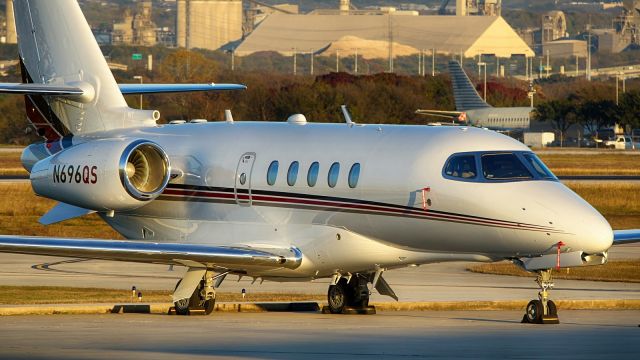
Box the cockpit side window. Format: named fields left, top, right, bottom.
left=481, top=153, right=533, bottom=180
left=444, top=155, right=477, bottom=179
left=522, top=153, right=556, bottom=179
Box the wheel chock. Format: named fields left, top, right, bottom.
left=322, top=305, right=376, bottom=315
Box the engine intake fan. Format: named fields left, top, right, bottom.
left=120, top=141, right=171, bottom=200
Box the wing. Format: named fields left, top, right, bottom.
left=415, top=109, right=462, bottom=119
left=613, top=230, right=640, bottom=244
left=118, top=83, right=246, bottom=95
left=0, top=235, right=302, bottom=270
left=0, top=83, right=83, bottom=95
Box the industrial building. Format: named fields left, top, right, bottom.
left=176, top=0, right=243, bottom=51
left=112, top=1, right=157, bottom=46
left=235, top=12, right=533, bottom=59
left=596, top=0, right=640, bottom=53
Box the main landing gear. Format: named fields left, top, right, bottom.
left=325, top=273, right=378, bottom=315
left=172, top=269, right=219, bottom=316
left=522, top=269, right=559, bottom=324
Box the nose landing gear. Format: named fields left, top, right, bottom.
left=522, top=269, right=559, bottom=324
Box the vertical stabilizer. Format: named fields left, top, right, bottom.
left=13, top=0, right=156, bottom=138
left=448, top=60, right=491, bottom=112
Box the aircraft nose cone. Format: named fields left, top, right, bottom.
left=534, top=182, right=613, bottom=254
left=575, top=209, right=613, bottom=253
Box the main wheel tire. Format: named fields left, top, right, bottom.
left=327, top=280, right=349, bottom=314
left=525, top=300, right=543, bottom=324
left=203, top=299, right=216, bottom=315
left=174, top=299, right=190, bottom=316
left=547, top=300, right=557, bottom=316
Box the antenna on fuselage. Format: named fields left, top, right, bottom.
left=341, top=105, right=355, bottom=126
left=224, top=109, right=234, bottom=123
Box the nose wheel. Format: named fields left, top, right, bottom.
left=522, top=269, right=559, bottom=324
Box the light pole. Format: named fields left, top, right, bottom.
left=310, top=49, right=314, bottom=75
left=354, top=48, right=358, bottom=74
left=432, top=48, right=435, bottom=77
left=133, top=75, right=143, bottom=109
left=616, top=72, right=619, bottom=106
left=478, top=62, right=487, bottom=102
left=292, top=48, right=297, bottom=75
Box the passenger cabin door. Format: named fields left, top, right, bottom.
left=235, top=153, right=256, bottom=206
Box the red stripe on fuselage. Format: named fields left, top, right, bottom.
left=160, top=187, right=562, bottom=233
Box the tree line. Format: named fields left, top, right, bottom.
left=0, top=49, right=637, bottom=145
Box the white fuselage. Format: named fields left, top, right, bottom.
left=77, top=121, right=612, bottom=280
left=465, top=107, right=532, bottom=129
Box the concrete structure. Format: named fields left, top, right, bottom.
left=456, top=0, right=467, bottom=16
left=542, top=11, right=567, bottom=43
left=236, top=14, right=533, bottom=59
left=244, top=3, right=299, bottom=35
left=596, top=0, right=640, bottom=53
left=339, top=0, right=350, bottom=13
left=112, top=1, right=157, bottom=46
left=4, top=0, right=15, bottom=44
left=543, top=39, right=587, bottom=59
left=176, top=0, right=243, bottom=50
left=454, top=0, right=501, bottom=16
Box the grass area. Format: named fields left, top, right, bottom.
left=565, top=182, right=640, bottom=229
left=0, top=286, right=323, bottom=305
left=0, top=151, right=27, bottom=176
left=0, top=183, right=121, bottom=239
left=537, top=153, right=640, bottom=176
left=468, top=261, right=640, bottom=283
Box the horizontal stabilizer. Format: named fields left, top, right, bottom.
left=39, top=202, right=96, bottom=225
left=0, top=83, right=84, bottom=96
left=613, top=230, right=640, bottom=244
left=415, top=109, right=463, bottom=119
left=118, top=83, right=247, bottom=95
left=0, top=236, right=302, bottom=270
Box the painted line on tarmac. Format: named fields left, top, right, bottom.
left=31, top=259, right=180, bottom=280
left=2, top=299, right=639, bottom=316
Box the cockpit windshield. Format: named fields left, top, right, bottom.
left=481, top=153, right=532, bottom=180
left=521, top=153, right=556, bottom=179
left=442, top=151, right=557, bottom=182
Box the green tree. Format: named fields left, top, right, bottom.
left=617, top=91, right=640, bottom=130
left=577, top=99, right=617, bottom=137
left=534, top=99, right=578, bottom=146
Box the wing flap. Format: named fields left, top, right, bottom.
left=118, top=83, right=246, bottom=94
left=613, top=230, right=640, bottom=244
left=0, top=236, right=302, bottom=270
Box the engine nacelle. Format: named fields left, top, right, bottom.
left=30, top=139, right=171, bottom=212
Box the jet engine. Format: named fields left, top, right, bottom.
left=30, top=139, right=171, bottom=212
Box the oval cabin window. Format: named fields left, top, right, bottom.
left=348, top=163, right=360, bottom=188
left=267, top=161, right=279, bottom=186
left=307, top=162, right=319, bottom=187
left=328, top=162, right=340, bottom=188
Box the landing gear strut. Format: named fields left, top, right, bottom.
left=326, top=274, right=375, bottom=315
left=522, top=269, right=559, bottom=324
left=173, top=270, right=216, bottom=315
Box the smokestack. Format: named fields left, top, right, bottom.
left=340, top=0, right=350, bottom=13
left=5, top=0, right=16, bottom=44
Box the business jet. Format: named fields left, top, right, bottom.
left=416, top=61, right=533, bottom=130
left=0, top=0, right=637, bottom=324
